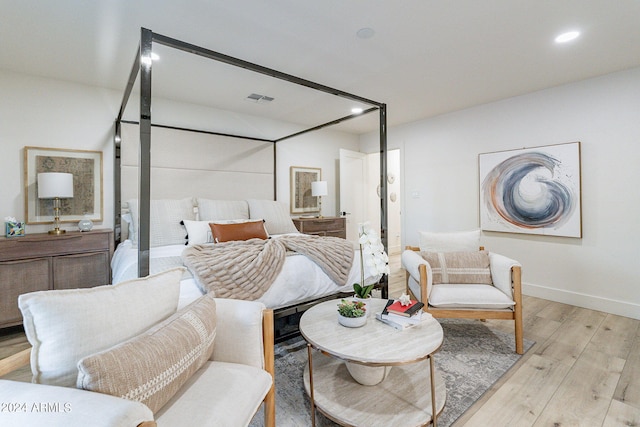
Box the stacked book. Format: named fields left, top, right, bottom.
left=375, top=299, right=427, bottom=330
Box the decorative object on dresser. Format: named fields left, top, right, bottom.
left=292, top=216, right=346, bottom=239
left=311, top=180, right=328, bottom=218
left=0, top=229, right=114, bottom=328
left=37, top=172, right=74, bottom=234
left=4, top=217, right=25, bottom=237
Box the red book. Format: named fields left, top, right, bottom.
left=386, top=299, right=424, bottom=317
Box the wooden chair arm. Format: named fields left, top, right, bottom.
left=0, top=347, right=31, bottom=377
left=405, top=245, right=420, bottom=251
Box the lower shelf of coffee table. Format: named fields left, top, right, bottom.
left=303, top=350, right=447, bottom=427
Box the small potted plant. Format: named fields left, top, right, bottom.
left=337, top=299, right=367, bottom=328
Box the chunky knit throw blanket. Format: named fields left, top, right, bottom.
left=182, top=234, right=354, bottom=301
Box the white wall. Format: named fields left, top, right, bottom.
left=365, top=150, right=402, bottom=254
left=0, top=69, right=359, bottom=235
left=277, top=132, right=360, bottom=217
left=0, top=70, right=118, bottom=234
left=361, top=67, right=640, bottom=319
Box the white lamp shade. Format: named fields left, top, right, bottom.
left=37, top=172, right=74, bottom=199
left=311, top=181, right=328, bottom=197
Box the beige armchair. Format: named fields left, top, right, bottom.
left=0, top=268, right=275, bottom=427
left=402, top=230, right=523, bottom=354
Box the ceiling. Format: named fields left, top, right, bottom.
left=2, top=1, right=640, bottom=135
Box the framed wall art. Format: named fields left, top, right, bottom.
left=24, top=146, right=103, bottom=224
left=479, top=141, right=582, bottom=238
left=290, top=166, right=321, bottom=214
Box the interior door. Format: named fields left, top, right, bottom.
left=339, top=149, right=367, bottom=243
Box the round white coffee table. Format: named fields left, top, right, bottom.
left=299, top=298, right=446, bottom=427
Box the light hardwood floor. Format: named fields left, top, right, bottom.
left=1, top=254, right=639, bottom=426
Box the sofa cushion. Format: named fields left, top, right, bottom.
left=420, top=251, right=492, bottom=284
left=77, top=293, right=217, bottom=414
left=209, top=220, right=268, bottom=243
left=155, top=361, right=272, bottom=427
left=19, top=268, right=183, bottom=387
left=429, top=284, right=515, bottom=309
left=419, top=229, right=480, bottom=252
left=246, top=199, right=299, bottom=235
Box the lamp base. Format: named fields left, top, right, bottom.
left=48, top=228, right=66, bottom=235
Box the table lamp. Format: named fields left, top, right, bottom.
left=37, top=172, right=74, bottom=234
left=311, top=180, right=328, bottom=218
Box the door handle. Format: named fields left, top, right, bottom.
left=340, top=211, right=351, bottom=216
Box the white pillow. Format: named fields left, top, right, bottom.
left=247, top=199, right=299, bottom=235
left=419, top=229, right=481, bottom=252
left=197, top=199, right=249, bottom=221
left=19, top=268, right=184, bottom=387
left=128, top=198, right=195, bottom=247
left=183, top=220, right=213, bottom=245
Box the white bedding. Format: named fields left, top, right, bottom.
left=111, top=237, right=379, bottom=310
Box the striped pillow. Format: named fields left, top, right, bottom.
left=77, top=293, right=217, bottom=413
left=420, top=251, right=493, bottom=285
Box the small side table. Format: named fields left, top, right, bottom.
left=299, top=298, right=446, bottom=427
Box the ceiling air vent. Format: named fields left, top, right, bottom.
left=246, top=93, right=275, bottom=104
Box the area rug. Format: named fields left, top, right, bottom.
left=250, top=319, right=534, bottom=427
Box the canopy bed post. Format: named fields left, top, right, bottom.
left=138, top=27, right=153, bottom=277
left=379, top=103, right=389, bottom=299
left=114, top=121, right=122, bottom=242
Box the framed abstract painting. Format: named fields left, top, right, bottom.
left=479, top=142, right=582, bottom=238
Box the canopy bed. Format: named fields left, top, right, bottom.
left=113, top=28, right=389, bottom=340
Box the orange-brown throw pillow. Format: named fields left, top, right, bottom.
left=419, top=250, right=492, bottom=285
left=209, top=220, right=268, bottom=243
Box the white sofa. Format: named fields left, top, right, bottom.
left=0, top=269, right=275, bottom=427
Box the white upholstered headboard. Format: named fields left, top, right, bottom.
left=120, top=123, right=275, bottom=202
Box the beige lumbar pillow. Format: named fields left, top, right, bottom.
left=19, top=268, right=184, bottom=387
left=420, top=251, right=492, bottom=285
left=77, top=293, right=217, bottom=414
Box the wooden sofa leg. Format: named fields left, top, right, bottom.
left=512, top=266, right=524, bottom=355
left=262, top=309, right=276, bottom=427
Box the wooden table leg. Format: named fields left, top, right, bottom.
left=430, top=354, right=437, bottom=427
left=307, top=344, right=316, bottom=427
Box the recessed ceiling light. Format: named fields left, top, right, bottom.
left=356, top=28, right=375, bottom=39
left=555, top=31, right=580, bottom=43
left=351, top=107, right=364, bottom=114
left=140, top=53, right=160, bottom=66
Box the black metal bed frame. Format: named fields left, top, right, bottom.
left=114, top=28, right=388, bottom=336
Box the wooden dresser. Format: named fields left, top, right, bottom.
left=0, top=229, right=114, bottom=328
left=292, top=217, right=346, bottom=239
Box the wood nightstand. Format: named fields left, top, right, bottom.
left=292, top=217, right=346, bottom=239
left=0, top=229, right=114, bottom=328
